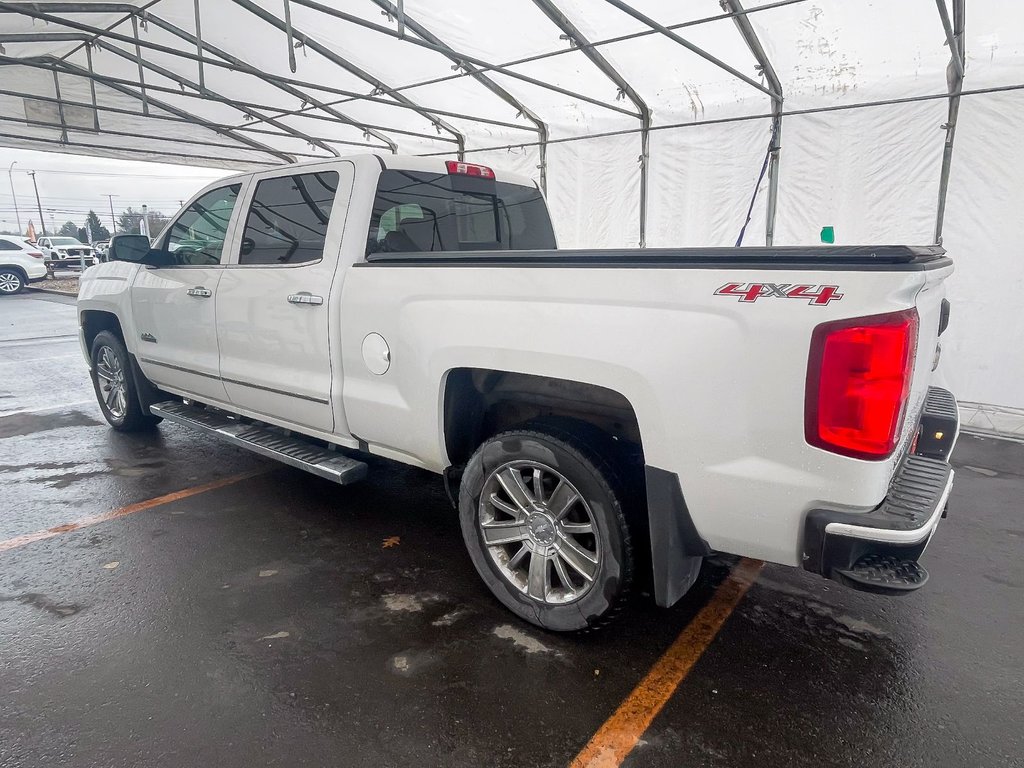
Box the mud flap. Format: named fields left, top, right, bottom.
left=644, top=466, right=710, bottom=607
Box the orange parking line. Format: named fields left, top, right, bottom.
left=0, top=470, right=266, bottom=554
left=571, top=557, right=764, bottom=768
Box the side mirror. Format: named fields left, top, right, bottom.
left=107, top=234, right=153, bottom=263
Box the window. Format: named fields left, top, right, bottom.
left=0, top=239, right=20, bottom=251
left=162, top=184, right=241, bottom=266
left=238, top=171, right=339, bottom=265
left=366, top=170, right=556, bottom=256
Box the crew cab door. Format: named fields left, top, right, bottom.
left=215, top=163, right=353, bottom=433
left=131, top=182, right=245, bottom=403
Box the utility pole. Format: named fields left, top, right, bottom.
left=28, top=171, right=46, bottom=236
left=105, top=194, right=119, bottom=232
left=6, top=161, right=21, bottom=233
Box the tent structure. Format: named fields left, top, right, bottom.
left=1, top=1, right=1022, bottom=435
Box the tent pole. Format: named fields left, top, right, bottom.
left=229, top=0, right=466, bottom=155
left=532, top=0, right=650, bottom=247
left=141, top=14, right=400, bottom=152
left=51, top=68, right=69, bottom=144
left=286, top=0, right=638, bottom=119
left=721, top=0, right=783, bottom=246
left=50, top=57, right=298, bottom=163
left=84, top=42, right=99, bottom=131
left=193, top=0, right=204, bottom=90
left=367, top=0, right=549, bottom=190
left=602, top=0, right=779, bottom=100
left=934, top=0, right=965, bottom=245
left=129, top=13, right=147, bottom=114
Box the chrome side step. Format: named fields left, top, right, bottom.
left=150, top=400, right=367, bottom=485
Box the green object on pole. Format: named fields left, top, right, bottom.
left=820, top=226, right=835, bottom=244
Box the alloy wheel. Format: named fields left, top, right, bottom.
left=478, top=460, right=601, bottom=605
left=95, top=346, right=128, bottom=419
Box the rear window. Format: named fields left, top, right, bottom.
left=239, top=171, right=339, bottom=266
left=366, top=169, right=555, bottom=257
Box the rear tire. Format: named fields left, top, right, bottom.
left=90, top=330, right=161, bottom=432
left=459, top=426, right=633, bottom=633
left=0, top=268, right=25, bottom=295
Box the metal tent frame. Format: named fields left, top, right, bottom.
left=0, top=0, right=986, bottom=245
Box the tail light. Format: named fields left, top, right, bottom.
left=445, top=160, right=494, bottom=179
left=805, top=309, right=919, bottom=460
left=28, top=251, right=44, bottom=259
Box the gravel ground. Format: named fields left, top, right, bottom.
left=32, top=276, right=80, bottom=295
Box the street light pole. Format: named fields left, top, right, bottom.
left=6, top=161, right=21, bottom=233
left=27, top=171, right=46, bottom=236
left=106, top=194, right=118, bottom=232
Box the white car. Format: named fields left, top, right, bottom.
left=0, top=235, right=48, bottom=294
left=36, top=236, right=97, bottom=270
left=78, top=155, right=959, bottom=632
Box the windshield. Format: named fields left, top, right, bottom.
left=366, top=169, right=555, bottom=256
left=50, top=237, right=84, bottom=246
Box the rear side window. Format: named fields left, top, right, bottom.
left=0, top=239, right=20, bottom=251
left=239, top=171, right=339, bottom=265
left=366, top=170, right=555, bottom=256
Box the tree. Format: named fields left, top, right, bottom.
left=117, top=207, right=141, bottom=234
left=148, top=211, right=172, bottom=239
left=57, top=221, right=79, bottom=237
left=84, top=210, right=110, bottom=242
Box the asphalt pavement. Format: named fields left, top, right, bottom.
left=1, top=293, right=1021, bottom=768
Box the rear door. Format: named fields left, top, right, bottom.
left=215, top=163, right=352, bottom=433
left=131, top=181, right=245, bottom=403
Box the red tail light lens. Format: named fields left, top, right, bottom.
left=28, top=251, right=44, bottom=259
left=445, top=160, right=495, bottom=179
left=806, top=309, right=919, bottom=460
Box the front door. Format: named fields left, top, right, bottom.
left=215, top=164, right=352, bottom=433
left=131, top=182, right=244, bottom=403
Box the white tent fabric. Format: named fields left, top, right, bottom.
left=1, top=0, right=1022, bottom=434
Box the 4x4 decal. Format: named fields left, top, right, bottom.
left=714, top=282, right=844, bottom=306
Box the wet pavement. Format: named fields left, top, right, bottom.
left=1, top=293, right=1022, bottom=768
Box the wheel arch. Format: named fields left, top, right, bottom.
left=441, top=367, right=708, bottom=608
left=80, top=309, right=125, bottom=352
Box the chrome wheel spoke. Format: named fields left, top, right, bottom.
left=481, top=520, right=529, bottom=546
left=96, top=363, right=115, bottom=383
left=507, top=543, right=529, bottom=571
left=561, top=521, right=594, bottom=535
left=532, top=467, right=545, bottom=503
left=557, top=537, right=598, bottom=583
left=551, top=552, right=576, bottom=594
left=547, top=480, right=579, bottom=521
left=497, top=467, right=534, bottom=513
left=488, top=492, right=521, bottom=519
left=527, top=552, right=550, bottom=601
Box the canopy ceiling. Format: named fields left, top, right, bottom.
left=0, top=0, right=1020, bottom=248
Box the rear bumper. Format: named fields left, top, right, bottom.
left=802, top=387, right=959, bottom=593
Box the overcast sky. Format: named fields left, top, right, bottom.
left=0, top=147, right=231, bottom=236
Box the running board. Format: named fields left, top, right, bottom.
left=150, top=400, right=367, bottom=485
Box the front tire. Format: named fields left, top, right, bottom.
left=0, top=268, right=25, bottom=295
left=90, top=331, right=161, bottom=432
left=459, top=426, right=633, bottom=632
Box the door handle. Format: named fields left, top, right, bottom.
left=287, top=292, right=324, bottom=306
left=186, top=286, right=212, bottom=298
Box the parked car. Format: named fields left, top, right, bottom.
left=36, top=236, right=97, bottom=271
left=78, top=155, right=959, bottom=632
left=94, top=240, right=110, bottom=260
left=0, top=235, right=48, bottom=294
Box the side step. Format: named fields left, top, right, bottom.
left=835, top=554, right=929, bottom=596
left=151, top=400, right=367, bottom=485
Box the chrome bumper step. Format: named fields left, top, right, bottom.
left=151, top=400, right=367, bottom=485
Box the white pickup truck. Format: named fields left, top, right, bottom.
left=78, top=155, right=959, bottom=632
